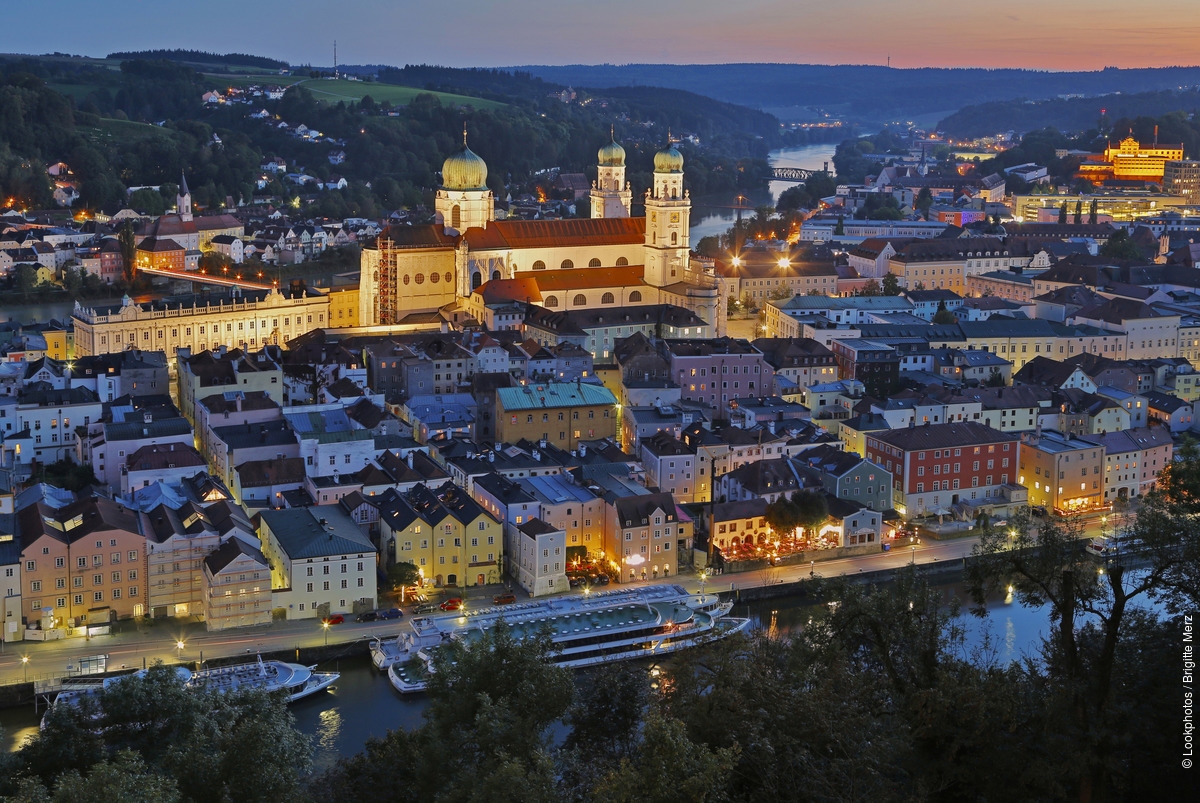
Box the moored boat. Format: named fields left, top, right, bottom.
left=381, top=584, right=749, bottom=694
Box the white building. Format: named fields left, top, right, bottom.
left=258, top=505, right=378, bottom=620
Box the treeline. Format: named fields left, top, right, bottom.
left=106, top=49, right=288, bottom=70
left=938, top=88, right=1200, bottom=139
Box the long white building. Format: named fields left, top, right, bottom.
left=72, top=288, right=330, bottom=358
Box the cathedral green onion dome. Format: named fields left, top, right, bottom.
left=653, top=142, right=684, bottom=173
left=598, top=136, right=626, bottom=167
left=441, top=133, right=489, bottom=191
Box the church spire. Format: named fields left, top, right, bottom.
left=180, top=171, right=190, bottom=196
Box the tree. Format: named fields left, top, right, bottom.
left=1088, top=198, right=1098, bottom=224
left=881, top=273, right=900, bottom=296
left=1099, top=228, right=1144, bottom=261
left=986, top=368, right=1006, bottom=387
left=386, top=561, right=420, bottom=590
left=1058, top=202, right=1068, bottom=224
left=14, top=263, right=38, bottom=296
left=834, top=215, right=845, bottom=236
left=9, top=664, right=311, bottom=803
left=117, top=220, right=137, bottom=283
left=859, top=278, right=881, bottom=296
left=915, top=186, right=933, bottom=219
left=931, top=300, right=958, bottom=325
left=1073, top=199, right=1082, bottom=224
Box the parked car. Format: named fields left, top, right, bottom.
left=1031, top=505, right=1048, bottom=517
left=493, top=593, right=516, bottom=605
left=414, top=603, right=439, bottom=615
left=355, top=611, right=378, bottom=622
left=439, top=597, right=463, bottom=612
left=322, top=614, right=345, bottom=625
left=378, top=608, right=403, bottom=620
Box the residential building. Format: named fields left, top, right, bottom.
left=258, top=505, right=378, bottom=620
left=202, top=538, right=272, bottom=630
left=377, top=483, right=503, bottom=588
left=1018, top=429, right=1106, bottom=515
left=865, top=422, right=1019, bottom=517
left=1093, top=426, right=1173, bottom=503
left=512, top=518, right=568, bottom=597
left=640, top=431, right=698, bottom=503
left=663, top=337, right=774, bottom=408
left=16, top=496, right=148, bottom=625
left=494, top=382, right=618, bottom=450
left=604, top=492, right=691, bottom=582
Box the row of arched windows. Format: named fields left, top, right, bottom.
left=530, top=257, right=629, bottom=271
left=543, top=290, right=642, bottom=308
left=403, top=271, right=455, bottom=286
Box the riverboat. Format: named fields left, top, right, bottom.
left=186, top=654, right=339, bottom=702
left=376, top=584, right=750, bottom=694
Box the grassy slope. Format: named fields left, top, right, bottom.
left=295, top=78, right=505, bottom=110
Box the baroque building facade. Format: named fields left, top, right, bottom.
left=359, top=131, right=724, bottom=335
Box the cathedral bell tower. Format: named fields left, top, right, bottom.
left=591, top=128, right=631, bottom=219
left=434, top=127, right=494, bottom=236
left=642, top=139, right=690, bottom=287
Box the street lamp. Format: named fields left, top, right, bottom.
left=910, top=546, right=916, bottom=565
left=176, top=640, right=185, bottom=660
left=698, top=568, right=709, bottom=598
left=322, top=621, right=330, bottom=646
left=21, top=656, right=28, bottom=683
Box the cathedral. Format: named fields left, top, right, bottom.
left=358, top=131, right=724, bottom=335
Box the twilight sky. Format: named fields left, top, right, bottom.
left=7, top=0, right=1200, bottom=71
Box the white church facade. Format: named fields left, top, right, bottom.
left=358, top=131, right=724, bottom=335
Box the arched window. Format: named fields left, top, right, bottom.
left=471, top=272, right=482, bottom=289
left=601, top=292, right=615, bottom=304
left=532, top=260, right=546, bottom=271
left=561, top=259, right=574, bottom=269
left=573, top=294, right=587, bottom=306
left=491, top=270, right=501, bottom=280
left=545, top=295, right=559, bottom=308
left=671, top=232, right=678, bottom=245
left=629, top=290, right=642, bottom=302
left=445, top=271, right=453, bottom=284
left=616, top=257, right=629, bottom=266
left=588, top=258, right=602, bottom=268
left=451, top=205, right=461, bottom=229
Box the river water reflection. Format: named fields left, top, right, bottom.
left=0, top=580, right=1049, bottom=767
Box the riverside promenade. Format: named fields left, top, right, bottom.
left=0, top=514, right=1110, bottom=695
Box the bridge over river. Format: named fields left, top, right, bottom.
left=770, top=165, right=831, bottom=182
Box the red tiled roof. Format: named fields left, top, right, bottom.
left=476, top=276, right=543, bottom=305
left=530, top=265, right=645, bottom=291
left=464, top=217, right=645, bottom=249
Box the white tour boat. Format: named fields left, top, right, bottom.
left=186, top=654, right=339, bottom=702
left=377, top=584, right=750, bottom=694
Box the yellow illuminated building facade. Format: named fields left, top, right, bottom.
left=1077, top=136, right=1184, bottom=183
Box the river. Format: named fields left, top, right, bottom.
left=0, top=579, right=1054, bottom=768
left=689, top=142, right=839, bottom=242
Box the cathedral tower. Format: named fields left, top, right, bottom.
left=434, top=127, right=494, bottom=236
left=642, top=139, right=690, bottom=287
left=591, top=128, right=632, bottom=219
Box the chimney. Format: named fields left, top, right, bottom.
left=578, top=443, right=587, bottom=457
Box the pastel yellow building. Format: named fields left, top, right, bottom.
left=379, top=483, right=504, bottom=589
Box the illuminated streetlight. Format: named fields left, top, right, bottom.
left=21, top=656, right=29, bottom=683
left=322, top=621, right=330, bottom=646
left=176, top=640, right=185, bottom=660
left=910, top=546, right=916, bottom=565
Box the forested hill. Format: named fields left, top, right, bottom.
left=514, top=63, right=1200, bottom=124
left=371, top=65, right=780, bottom=140
left=106, top=49, right=288, bottom=70
left=938, top=88, right=1200, bottom=139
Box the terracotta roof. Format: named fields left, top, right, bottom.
left=464, top=217, right=645, bottom=249
left=529, top=264, right=645, bottom=292
left=871, top=421, right=1016, bottom=451
left=126, top=443, right=206, bottom=472
left=475, top=275, right=543, bottom=305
